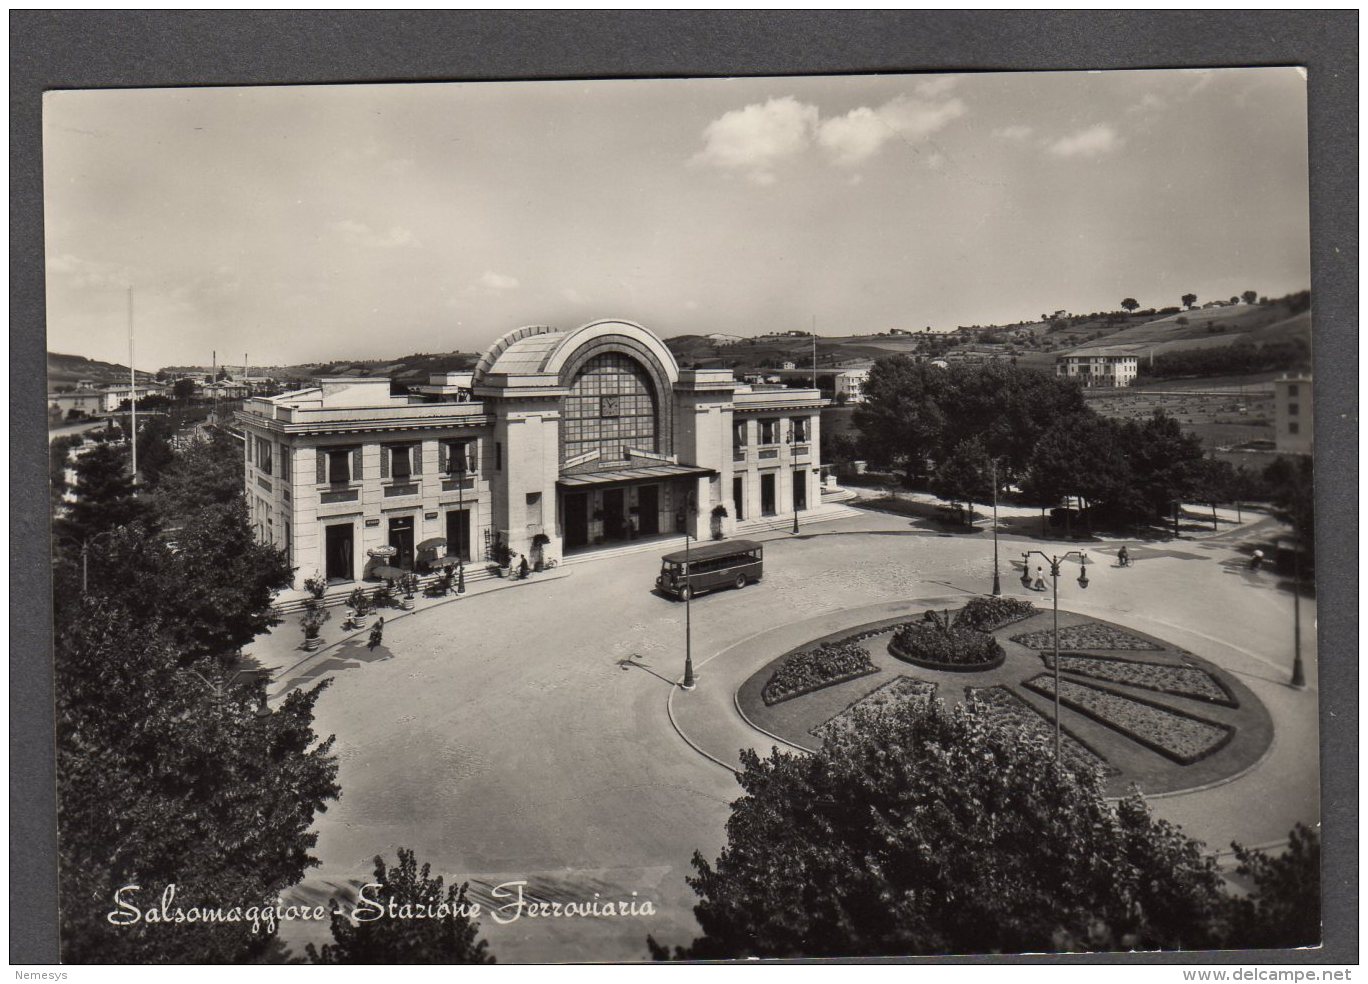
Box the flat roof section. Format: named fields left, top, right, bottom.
left=556, top=463, right=716, bottom=489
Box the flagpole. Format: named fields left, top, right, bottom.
left=128, top=286, right=137, bottom=486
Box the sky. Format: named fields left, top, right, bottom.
left=43, top=68, right=1311, bottom=370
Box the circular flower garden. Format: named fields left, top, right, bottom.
left=734, top=596, right=1272, bottom=796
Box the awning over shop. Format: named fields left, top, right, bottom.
left=556, top=463, right=716, bottom=490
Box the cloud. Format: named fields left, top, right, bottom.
left=478, top=270, right=519, bottom=291
left=690, top=96, right=819, bottom=185
left=816, top=95, right=966, bottom=167
left=1127, top=93, right=1166, bottom=114
left=1046, top=124, right=1122, bottom=158
left=329, top=219, right=420, bottom=249
left=992, top=124, right=1034, bottom=140
left=914, top=76, right=958, bottom=98
left=46, top=252, right=131, bottom=291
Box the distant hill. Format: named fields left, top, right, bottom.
left=269, top=350, right=481, bottom=387
left=48, top=352, right=155, bottom=389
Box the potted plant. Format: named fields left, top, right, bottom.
left=531, top=532, right=551, bottom=572
left=303, top=572, right=327, bottom=600
left=347, top=586, right=370, bottom=628
left=711, top=503, right=729, bottom=540
left=301, top=600, right=330, bottom=651
left=493, top=540, right=513, bottom=574
left=397, top=572, right=419, bottom=610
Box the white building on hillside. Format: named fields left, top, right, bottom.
left=1273, top=374, right=1312, bottom=453
left=1055, top=348, right=1139, bottom=388
left=835, top=368, right=870, bottom=403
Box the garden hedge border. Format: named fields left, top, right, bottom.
left=1038, top=651, right=1239, bottom=708
left=888, top=628, right=1006, bottom=673
left=965, top=684, right=1117, bottom=777
left=1021, top=673, right=1235, bottom=766
left=808, top=674, right=939, bottom=737
left=762, top=665, right=880, bottom=707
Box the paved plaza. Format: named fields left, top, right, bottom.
left=266, top=506, right=1319, bottom=962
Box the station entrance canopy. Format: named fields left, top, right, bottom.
left=555, top=463, right=715, bottom=491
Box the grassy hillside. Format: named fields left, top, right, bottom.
left=48, top=352, right=156, bottom=388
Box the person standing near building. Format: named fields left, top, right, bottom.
left=518, top=553, right=530, bottom=580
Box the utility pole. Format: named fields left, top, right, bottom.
left=128, top=286, right=137, bottom=485
left=811, top=315, right=817, bottom=389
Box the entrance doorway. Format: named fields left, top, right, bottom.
left=603, top=488, right=626, bottom=540
left=446, top=509, right=471, bottom=563
left=732, top=475, right=744, bottom=521
left=388, top=515, right=415, bottom=570
left=324, top=523, right=354, bottom=583
left=761, top=473, right=777, bottom=516
left=637, top=484, right=660, bottom=535
left=564, top=492, right=589, bottom=549
left=793, top=467, right=807, bottom=511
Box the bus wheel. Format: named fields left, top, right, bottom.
left=734, top=573, right=747, bottom=590
left=679, top=585, right=692, bottom=601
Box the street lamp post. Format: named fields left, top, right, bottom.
left=682, top=494, right=696, bottom=690
left=991, top=459, right=1001, bottom=597
left=1020, top=548, right=1092, bottom=760
left=1290, top=542, right=1306, bottom=689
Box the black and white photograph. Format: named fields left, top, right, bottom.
left=33, top=44, right=1337, bottom=967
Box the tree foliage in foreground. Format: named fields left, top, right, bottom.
left=656, top=700, right=1229, bottom=958
left=54, top=426, right=340, bottom=962
left=308, top=849, right=493, bottom=964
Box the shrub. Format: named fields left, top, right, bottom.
left=303, top=572, right=328, bottom=600
left=347, top=586, right=370, bottom=615
left=763, top=643, right=877, bottom=705
left=956, top=596, right=1036, bottom=632
left=891, top=621, right=1003, bottom=668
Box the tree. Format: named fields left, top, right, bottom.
left=930, top=437, right=993, bottom=526
left=135, top=414, right=177, bottom=487
left=1120, top=297, right=1139, bottom=313
left=1182, top=293, right=1198, bottom=309
left=172, top=377, right=197, bottom=402
left=851, top=356, right=950, bottom=476
left=1225, top=824, right=1321, bottom=949
left=152, top=429, right=246, bottom=522
left=1021, top=414, right=1135, bottom=526
left=657, top=700, right=1227, bottom=958
left=1241, top=290, right=1258, bottom=305
left=56, top=597, right=339, bottom=962
left=1263, top=455, right=1314, bottom=557
left=52, top=441, right=147, bottom=550
left=308, top=849, right=494, bottom=964
left=1122, top=412, right=1206, bottom=519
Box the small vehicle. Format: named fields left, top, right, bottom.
left=657, top=539, right=763, bottom=600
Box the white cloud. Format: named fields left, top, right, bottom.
left=993, top=124, right=1034, bottom=140
left=690, top=96, right=819, bottom=185
left=914, top=76, right=958, bottom=98
left=817, top=95, right=966, bottom=167
left=478, top=270, right=519, bottom=291
left=1047, top=124, right=1122, bottom=159
left=329, top=219, right=420, bottom=249
left=1128, top=93, right=1166, bottom=114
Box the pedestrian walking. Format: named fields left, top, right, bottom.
left=1118, top=545, right=1130, bottom=568
left=368, top=616, right=385, bottom=651
left=1032, top=565, right=1048, bottom=591
left=518, top=553, right=531, bottom=579
left=1249, top=548, right=1265, bottom=571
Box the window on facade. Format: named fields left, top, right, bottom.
left=495, top=442, right=502, bottom=470
left=391, top=445, right=412, bottom=479
left=1288, top=384, right=1299, bottom=397
left=327, top=449, right=351, bottom=484
left=562, top=352, right=658, bottom=469
left=279, top=445, right=290, bottom=480
left=444, top=440, right=475, bottom=474
left=791, top=417, right=809, bottom=443
left=1288, top=422, right=1300, bottom=435
left=733, top=420, right=747, bottom=448
left=254, top=437, right=273, bottom=475
left=1288, top=403, right=1299, bottom=416
left=760, top=420, right=779, bottom=445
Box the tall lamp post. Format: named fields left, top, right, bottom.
left=1289, top=540, right=1306, bottom=689
left=990, top=459, right=1001, bottom=596
left=681, top=493, right=697, bottom=690
left=1020, top=548, right=1092, bottom=760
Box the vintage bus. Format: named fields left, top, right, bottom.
left=656, top=539, right=763, bottom=600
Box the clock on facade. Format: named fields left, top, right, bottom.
left=600, top=395, right=620, bottom=417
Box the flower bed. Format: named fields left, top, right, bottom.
left=955, top=596, right=1037, bottom=633
left=762, top=642, right=879, bottom=706
left=810, top=676, right=938, bottom=738
left=1011, top=621, right=1163, bottom=651
left=1022, top=674, right=1233, bottom=765
left=889, top=621, right=1005, bottom=671
left=966, top=685, right=1114, bottom=777
left=1040, top=653, right=1236, bottom=707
